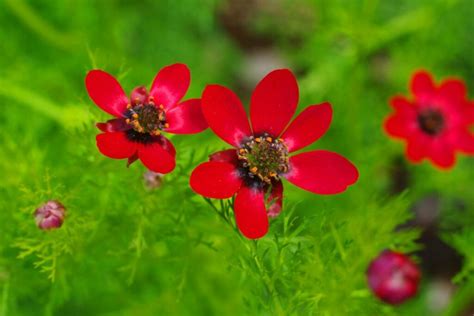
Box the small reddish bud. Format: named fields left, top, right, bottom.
left=130, top=86, right=149, bottom=105
left=143, top=170, right=164, bottom=190
left=34, top=200, right=66, bottom=230
left=367, top=250, right=421, bottom=305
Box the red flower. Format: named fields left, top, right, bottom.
left=367, top=250, right=421, bottom=305
left=384, top=70, right=474, bottom=169
left=85, top=63, right=207, bottom=173
left=190, top=69, right=359, bottom=239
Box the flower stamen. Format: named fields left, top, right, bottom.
left=238, top=133, right=289, bottom=184
left=417, top=109, right=444, bottom=135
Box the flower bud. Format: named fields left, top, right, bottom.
left=143, top=170, right=164, bottom=190
left=34, top=200, right=66, bottom=230
left=367, top=250, right=420, bottom=305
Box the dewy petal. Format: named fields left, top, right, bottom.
left=384, top=97, right=418, bottom=138
left=138, top=142, right=176, bottom=174
left=234, top=185, right=269, bottom=239
left=209, top=149, right=239, bottom=165
left=165, top=98, right=208, bottom=134
left=150, top=63, right=190, bottom=111
left=96, top=119, right=130, bottom=133
left=96, top=132, right=137, bottom=159
left=285, top=150, right=358, bottom=194
left=202, top=85, right=252, bottom=147
left=250, top=69, right=299, bottom=136
left=267, top=181, right=283, bottom=218
left=190, top=162, right=242, bottom=199
left=85, top=70, right=129, bottom=117
left=281, top=102, right=332, bottom=152
left=410, top=70, right=435, bottom=101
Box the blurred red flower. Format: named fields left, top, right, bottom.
left=85, top=63, right=207, bottom=173
left=367, top=250, right=421, bottom=305
left=384, top=70, right=474, bottom=169
left=190, top=69, right=358, bottom=239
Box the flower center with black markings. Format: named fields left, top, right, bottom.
left=238, top=134, right=289, bottom=185
left=417, top=109, right=444, bottom=136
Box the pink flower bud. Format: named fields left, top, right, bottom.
left=143, top=170, right=164, bottom=190
left=34, top=200, right=66, bottom=230
left=367, top=250, right=421, bottom=305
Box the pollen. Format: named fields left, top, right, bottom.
left=237, top=134, right=289, bottom=184
left=125, top=103, right=168, bottom=135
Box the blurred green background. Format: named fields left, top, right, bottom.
left=0, top=0, right=473, bottom=315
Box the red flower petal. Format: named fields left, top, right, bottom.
left=267, top=181, right=283, bottom=218
left=202, top=85, right=252, bottom=146
left=285, top=150, right=358, bottom=194
left=190, top=162, right=242, bottom=199
left=429, top=141, right=456, bottom=169
left=405, top=135, right=429, bottom=163
left=96, top=132, right=137, bottom=159
left=384, top=97, right=418, bottom=138
left=209, top=149, right=239, bottom=164
left=250, top=69, right=299, bottom=136
left=130, top=86, right=149, bottom=105
left=85, top=70, right=129, bottom=117
left=138, top=142, right=176, bottom=174
left=96, top=119, right=130, bottom=133
left=158, top=136, right=176, bottom=157
left=281, top=102, right=332, bottom=152
left=438, top=79, right=467, bottom=104
left=165, top=98, right=208, bottom=134
left=234, top=185, right=269, bottom=239
left=410, top=71, right=435, bottom=102
left=127, top=153, right=139, bottom=167
left=150, top=63, right=190, bottom=111
left=457, top=132, right=474, bottom=154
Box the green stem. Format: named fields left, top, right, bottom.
left=330, top=223, right=347, bottom=263
left=249, top=241, right=285, bottom=316
left=1, top=278, right=10, bottom=316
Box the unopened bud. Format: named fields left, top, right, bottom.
left=34, top=200, right=66, bottom=230
left=367, top=250, right=420, bottom=305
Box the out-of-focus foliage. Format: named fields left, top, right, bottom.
left=0, top=0, right=472, bottom=315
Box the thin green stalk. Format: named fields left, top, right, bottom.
left=1, top=278, right=10, bottom=316
left=330, top=223, right=347, bottom=263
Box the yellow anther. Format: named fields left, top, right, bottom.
left=125, top=119, right=130, bottom=124
left=159, top=104, right=164, bottom=109
left=266, top=137, right=272, bottom=142
left=149, top=96, right=155, bottom=101
left=164, top=123, right=169, bottom=128
left=269, top=172, right=277, bottom=178
left=134, top=97, right=140, bottom=102
left=250, top=167, right=258, bottom=173
left=255, top=137, right=261, bottom=143
left=132, top=113, right=139, bottom=119
left=126, top=104, right=132, bottom=109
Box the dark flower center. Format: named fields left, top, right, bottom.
left=238, top=134, right=289, bottom=185
left=417, top=109, right=444, bottom=136
left=125, top=104, right=168, bottom=135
